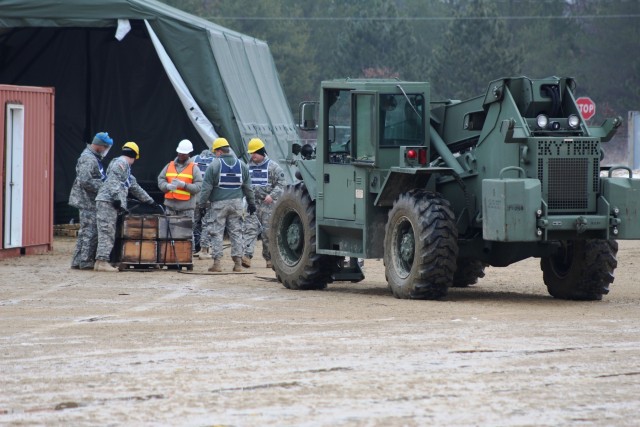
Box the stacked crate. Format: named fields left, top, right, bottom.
left=157, top=215, right=193, bottom=269
left=119, top=215, right=159, bottom=268
left=117, top=214, right=193, bottom=270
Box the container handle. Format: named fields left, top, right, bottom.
left=499, top=166, right=526, bottom=179
left=607, top=165, right=633, bottom=178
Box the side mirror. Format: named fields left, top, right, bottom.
left=298, top=101, right=319, bottom=131
left=300, top=143, right=315, bottom=160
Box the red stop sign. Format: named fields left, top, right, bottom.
left=576, top=97, right=596, bottom=120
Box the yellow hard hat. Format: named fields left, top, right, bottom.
left=212, top=137, right=230, bottom=151
left=122, top=141, right=140, bottom=159
left=247, top=138, right=265, bottom=154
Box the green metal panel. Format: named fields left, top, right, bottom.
left=601, top=177, right=640, bottom=239
left=482, top=178, right=541, bottom=241
left=320, top=164, right=356, bottom=220
left=525, top=137, right=601, bottom=213
left=375, top=167, right=449, bottom=207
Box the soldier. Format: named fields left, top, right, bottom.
left=241, top=138, right=286, bottom=269
left=69, top=132, right=113, bottom=270
left=157, top=139, right=203, bottom=251
left=94, top=142, right=157, bottom=272
left=192, top=146, right=215, bottom=258
left=198, top=137, right=255, bottom=272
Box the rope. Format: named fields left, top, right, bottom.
left=159, top=206, right=182, bottom=270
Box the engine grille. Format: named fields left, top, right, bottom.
left=536, top=140, right=599, bottom=212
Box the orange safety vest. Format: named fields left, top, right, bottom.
left=164, top=161, right=194, bottom=201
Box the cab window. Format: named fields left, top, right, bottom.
left=380, top=94, right=424, bottom=146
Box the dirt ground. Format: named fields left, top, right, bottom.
left=1, top=237, right=640, bottom=426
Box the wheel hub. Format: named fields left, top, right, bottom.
left=286, top=221, right=303, bottom=251
left=399, top=231, right=414, bottom=264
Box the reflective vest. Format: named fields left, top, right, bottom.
left=165, top=161, right=194, bottom=200
left=249, top=159, right=270, bottom=187
left=218, top=158, right=242, bottom=190
left=194, top=153, right=214, bottom=173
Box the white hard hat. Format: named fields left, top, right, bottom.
left=176, top=139, right=193, bottom=154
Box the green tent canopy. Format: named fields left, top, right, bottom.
left=0, top=0, right=298, bottom=221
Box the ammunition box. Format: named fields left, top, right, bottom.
left=121, top=215, right=158, bottom=240
left=157, top=240, right=193, bottom=264
left=120, top=239, right=158, bottom=263
left=158, top=215, right=193, bottom=240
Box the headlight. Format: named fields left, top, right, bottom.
left=567, top=114, right=580, bottom=129
left=536, top=114, right=549, bottom=129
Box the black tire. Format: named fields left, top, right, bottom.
left=541, top=239, right=618, bottom=300
left=452, top=258, right=487, bottom=287
left=383, top=190, right=458, bottom=300
left=268, top=184, right=339, bottom=290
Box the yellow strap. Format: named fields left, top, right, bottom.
left=166, top=172, right=194, bottom=179
left=172, top=188, right=191, bottom=196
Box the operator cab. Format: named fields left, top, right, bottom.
left=298, top=80, right=429, bottom=170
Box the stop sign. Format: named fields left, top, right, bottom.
left=576, top=97, right=596, bottom=120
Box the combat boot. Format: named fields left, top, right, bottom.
left=265, top=260, right=273, bottom=269
left=241, top=255, right=251, bottom=268
left=208, top=258, right=222, bottom=272
left=94, top=260, right=118, bottom=272
left=232, top=256, right=243, bottom=272
left=196, top=247, right=209, bottom=259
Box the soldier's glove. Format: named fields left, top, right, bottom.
left=112, top=200, right=121, bottom=209
left=247, top=204, right=257, bottom=215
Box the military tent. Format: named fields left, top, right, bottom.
left=0, top=0, right=298, bottom=222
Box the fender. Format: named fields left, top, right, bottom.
left=374, top=166, right=454, bottom=207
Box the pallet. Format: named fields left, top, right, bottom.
left=116, top=262, right=193, bottom=271
left=158, top=263, right=194, bottom=271
left=117, top=263, right=160, bottom=271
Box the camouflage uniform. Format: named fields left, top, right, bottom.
left=95, top=156, right=154, bottom=262
left=192, top=149, right=214, bottom=251
left=243, top=156, right=286, bottom=262
left=199, top=151, right=255, bottom=260
left=69, top=145, right=107, bottom=269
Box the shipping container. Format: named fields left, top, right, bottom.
left=0, top=85, right=54, bottom=260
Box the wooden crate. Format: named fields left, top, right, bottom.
left=158, top=215, right=193, bottom=240
left=157, top=240, right=193, bottom=264
left=121, top=215, right=158, bottom=240
left=54, top=224, right=80, bottom=237
left=120, top=239, right=158, bottom=263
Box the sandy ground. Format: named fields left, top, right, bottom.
left=1, top=237, right=640, bottom=426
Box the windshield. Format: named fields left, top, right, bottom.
left=380, top=93, right=424, bottom=146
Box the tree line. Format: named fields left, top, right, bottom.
left=162, top=0, right=639, bottom=144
